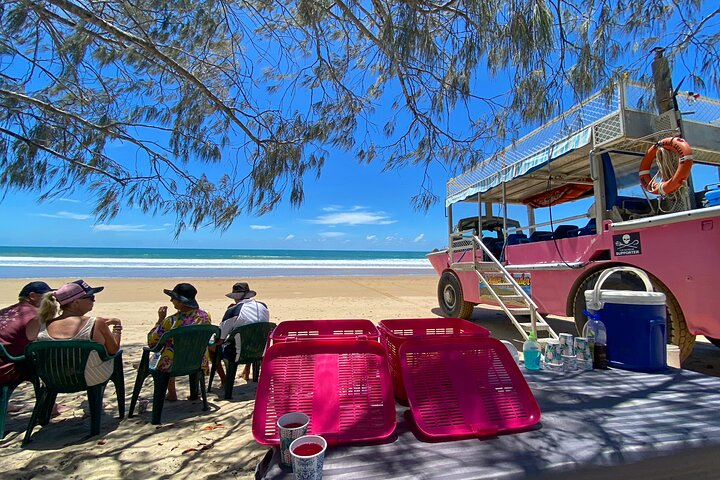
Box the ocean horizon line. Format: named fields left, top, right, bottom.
left=0, top=245, right=435, bottom=279
left=0, top=245, right=429, bottom=255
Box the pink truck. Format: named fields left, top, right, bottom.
left=428, top=81, right=720, bottom=361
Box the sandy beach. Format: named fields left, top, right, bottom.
left=0, top=276, right=442, bottom=479
left=2, top=275, right=719, bottom=479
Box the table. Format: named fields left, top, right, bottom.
left=256, top=367, right=720, bottom=479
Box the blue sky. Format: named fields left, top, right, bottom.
left=0, top=153, right=453, bottom=251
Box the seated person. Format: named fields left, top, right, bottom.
left=219, top=282, right=270, bottom=381
left=36, top=280, right=122, bottom=386
left=147, top=283, right=211, bottom=401
left=0, top=281, right=55, bottom=387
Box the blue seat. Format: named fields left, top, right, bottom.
left=480, top=237, right=503, bottom=259
left=505, top=233, right=528, bottom=245
left=567, top=219, right=597, bottom=237
left=529, top=231, right=553, bottom=242
left=552, top=225, right=579, bottom=240
left=601, top=152, right=652, bottom=216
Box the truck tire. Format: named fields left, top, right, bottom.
left=572, top=269, right=695, bottom=362
left=438, top=271, right=475, bottom=319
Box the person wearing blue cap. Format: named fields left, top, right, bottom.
left=0, top=281, right=55, bottom=385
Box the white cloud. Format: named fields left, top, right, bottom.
left=35, top=211, right=91, bottom=220
left=310, top=211, right=395, bottom=226
left=413, top=233, right=425, bottom=242
left=322, top=205, right=365, bottom=212
left=318, top=231, right=346, bottom=238
left=284, top=234, right=295, bottom=240
left=250, top=224, right=272, bottom=230
left=57, top=198, right=81, bottom=203
left=93, top=224, right=167, bottom=232
left=366, top=235, right=377, bottom=241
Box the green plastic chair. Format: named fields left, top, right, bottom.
left=22, top=341, right=125, bottom=446
left=128, top=324, right=220, bottom=424
left=208, top=322, right=276, bottom=400
left=0, top=343, right=30, bottom=439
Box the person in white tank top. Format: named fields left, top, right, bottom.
left=36, top=280, right=123, bottom=386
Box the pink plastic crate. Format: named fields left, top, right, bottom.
left=400, top=336, right=541, bottom=440
left=252, top=338, right=396, bottom=446
left=378, top=318, right=491, bottom=401
left=269, top=319, right=379, bottom=346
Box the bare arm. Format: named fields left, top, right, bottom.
left=148, top=306, right=169, bottom=347
left=93, top=317, right=120, bottom=354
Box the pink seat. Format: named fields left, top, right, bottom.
left=400, top=336, right=541, bottom=440
left=252, top=338, right=395, bottom=446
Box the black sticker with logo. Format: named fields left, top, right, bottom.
left=613, top=232, right=642, bottom=256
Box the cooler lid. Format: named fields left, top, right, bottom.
left=585, top=289, right=666, bottom=306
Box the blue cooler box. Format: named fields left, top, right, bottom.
left=585, top=289, right=667, bottom=372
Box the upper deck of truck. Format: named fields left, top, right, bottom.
left=446, top=81, right=720, bottom=207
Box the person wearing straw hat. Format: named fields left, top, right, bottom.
left=219, top=282, right=269, bottom=381
left=147, top=283, right=211, bottom=401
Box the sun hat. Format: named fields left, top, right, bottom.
left=163, top=283, right=199, bottom=308
left=226, top=282, right=257, bottom=300
left=55, top=280, right=104, bottom=306
left=19, top=281, right=54, bottom=298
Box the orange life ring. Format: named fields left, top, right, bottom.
left=639, top=137, right=693, bottom=195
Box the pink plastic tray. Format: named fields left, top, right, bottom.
left=252, top=338, right=396, bottom=446
left=378, top=318, right=491, bottom=400
left=269, top=319, right=379, bottom=345
left=399, top=336, right=541, bottom=440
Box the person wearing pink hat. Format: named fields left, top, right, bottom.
left=36, top=280, right=123, bottom=386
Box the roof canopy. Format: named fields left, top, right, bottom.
left=446, top=82, right=720, bottom=207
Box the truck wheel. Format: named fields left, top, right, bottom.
left=438, top=271, right=474, bottom=319
left=572, top=269, right=695, bottom=362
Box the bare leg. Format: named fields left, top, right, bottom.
left=241, top=363, right=251, bottom=381
left=166, top=377, right=178, bottom=401
left=209, top=345, right=226, bottom=386
left=51, top=403, right=70, bottom=417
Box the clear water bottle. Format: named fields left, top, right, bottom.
left=582, top=311, right=608, bottom=369
left=148, top=350, right=161, bottom=370
left=523, top=331, right=541, bottom=371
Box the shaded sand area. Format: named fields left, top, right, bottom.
left=1, top=276, right=719, bottom=479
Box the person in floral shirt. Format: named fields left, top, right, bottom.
left=147, top=283, right=211, bottom=401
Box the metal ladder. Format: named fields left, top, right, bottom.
left=450, top=232, right=559, bottom=344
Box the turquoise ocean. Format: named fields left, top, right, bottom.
left=0, top=246, right=434, bottom=279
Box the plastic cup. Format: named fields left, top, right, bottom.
left=559, top=333, right=575, bottom=356
left=277, top=412, right=309, bottom=468
left=543, top=339, right=563, bottom=367
left=562, top=354, right=577, bottom=372
left=574, top=337, right=593, bottom=370
left=290, top=435, right=327, bottom=480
